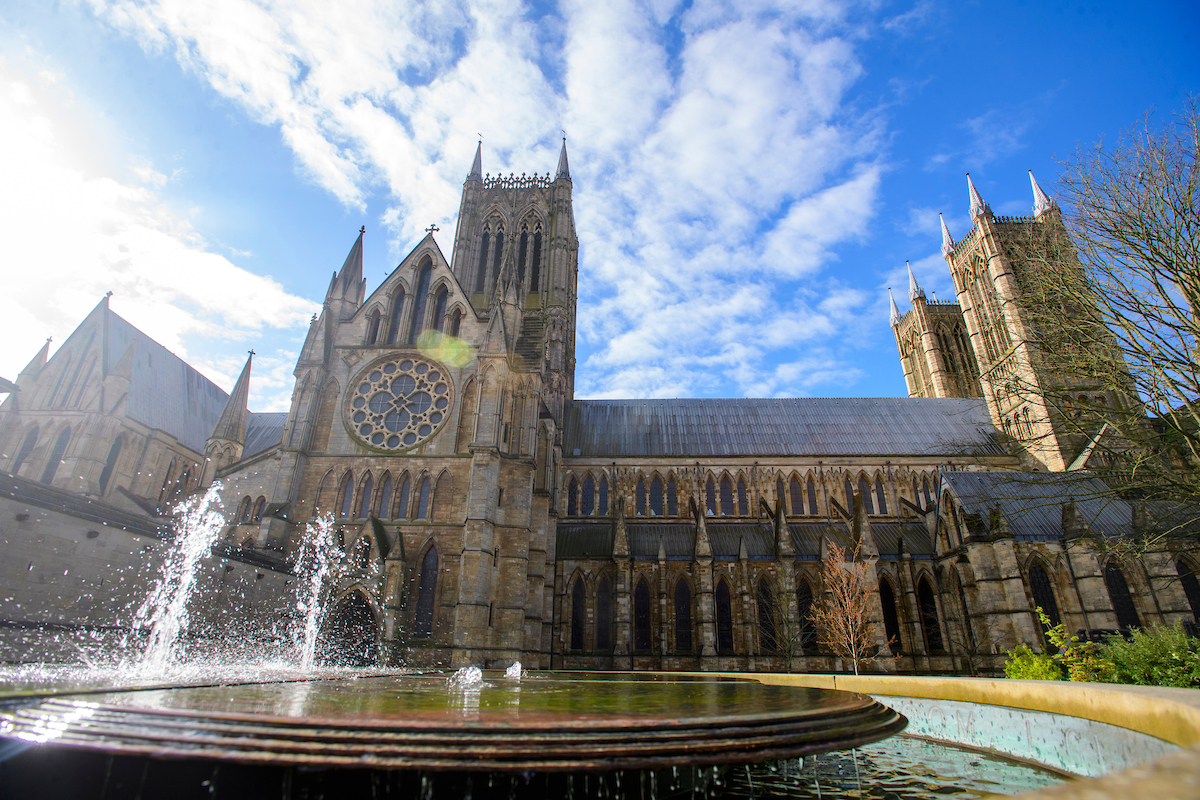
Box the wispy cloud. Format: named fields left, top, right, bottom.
left=85, top=0, right=891, bottom=398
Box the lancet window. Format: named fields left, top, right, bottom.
left=599, top=476, right=609, bottom=515
left=408, top=259, right=433, bottom=344
left=358, top=475, right=374, bottom=519
left=1105, top=563, right=1140, bottom=630
left=808, top=477, right=818, bottom=515
left=666, top=477, right=677, bottom=516
left=570, top=579, right=585, bottom=651
left=650, top=477, right=663, bottom=516
left=414, top=547, right=438, bottom=637
left=636, top=478, right=646, bottom=516
left=880, top=579, right=902, bottom=652
left=386, top=289, right=406, bottom=345
left=40, top=427, right=71, bottom=485
left=529, top=228, right=543, bottom=291
left=1176, top=561, right=1200, bottom=623
left=1028, top=562, right=1060, bottom=628
left=789, top=476, right=803, bottom=516
left=596, top=576, right=612, bottom=650
left=875, top=477, right=888, bottom=515
left=397, top=475, right=411, bottom=519
left=634, top=579, right=651, bottom=652
left=918, top=577, right=943, bottom=652
left=737, top=478, right=748, bottom=515
left=582, top=475, right=595, bottom=516
left=98, top=438, right=122, bottom=495
left=858, top=476, right=874, bottom=514
left=378, top=476, right=393, bottom=519
left=757, top=579, right=777, bottom=653
left=12, top=427, right=38, bottom=475
left=720, top=476, right=733, bottom=516
left=416, top=476, right=431, bottom=520
left=797, top=578, right=816, bottom=652
left=432, top=288, right=448, bottom=333
left=716, top=579, right=734, bottom=654
left=674, top=580, right=692, bottom=653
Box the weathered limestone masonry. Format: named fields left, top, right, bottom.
left=2, top=155, right=1197, bottom=674
left=0, top=474, right=294, bottom=663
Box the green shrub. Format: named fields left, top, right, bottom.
left=1037, top=608, right=1113, bottom=682
left=1101, top=623, right=1200, bottom=688
left=1003, top=645, right=1063, bottom=680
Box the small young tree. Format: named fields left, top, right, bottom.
left=810, top=540, right=879, bottom=675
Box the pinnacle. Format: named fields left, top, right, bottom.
left=939, top=213, right=954, bottom=258
left=907, top=261, right=925, bottom=302
left=889, top=288, right=902, bottom=328
left=966, top=173, right=990, bottom=219
left=555, top=138, right=570, bottom=181
left=1029, top=170, right=1055, bottom=215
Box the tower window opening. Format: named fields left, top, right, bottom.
left=517, top=228, right=529, bottom=285
left=491, top=226, right=505, bottom=285
left=530, top=230, right=543, bottom=291
left=475, top=231, right=490, bottom=293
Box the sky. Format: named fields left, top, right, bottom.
left=0, top=0, right=1196, bottom=412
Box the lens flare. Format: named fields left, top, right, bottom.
left=417, top=330, right=476, bottom=368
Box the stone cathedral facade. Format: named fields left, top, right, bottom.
left=3, top=152, right=1199, bottom=675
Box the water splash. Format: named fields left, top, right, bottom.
left=505, top=661, right=523, bottom=681
left=292, top=514, right=337, bottom=670
left=129, top=483, right=226, bottom=674
left=447, top=666, right=484, bottom=690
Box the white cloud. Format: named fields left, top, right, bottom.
left=83, top=0, right=890, bottom=398
left=0, top=55, right=317, bottom=406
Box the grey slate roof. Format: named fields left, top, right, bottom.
left=555, top=519, right=933, bottom=561
left=944, top=471, right=1124, bottom=540
left=244, top=412, right=287, bottom=458
left=563, top=398, right=1005, bottom=458
left=102, top=309, right=228, bottom=452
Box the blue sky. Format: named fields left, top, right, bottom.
left=1, top=0, right=1196, bottom=412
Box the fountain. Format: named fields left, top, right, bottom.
left=0, top=496, right=1082, bottom=800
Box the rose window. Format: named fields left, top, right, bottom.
left=345, top=356, right=453, bottom=450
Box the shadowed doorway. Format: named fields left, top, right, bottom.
left=317, top=592, right=379, bottom=666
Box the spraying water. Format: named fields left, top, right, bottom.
left=292, top=514, right=337, bottom=670
left=129, top=482, right=226, bottom=675
left=505, top=661, right=523, bottom=681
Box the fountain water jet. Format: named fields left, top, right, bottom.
left=291, top=514, right=337, bottom=670
left=126, top=483, right=225, bottom=675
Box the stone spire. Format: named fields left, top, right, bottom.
left=939, top=213, right=954, bottom=258
left=966, top=173, right=990, bottom=219
left=1029, top=170, right=1055, bottom=215
left=328, top=227, right=365, bottom=303
left=467, top=141, right=483, bottom=183
left=889, top=288, right=902, bottom=328
left=210, top=351, right=253, bottom=446
left=555, top=138, right=571, bottom=181
left=907, top=261, right=925, bottom=302
left=18, top=338, right=51, bottom=380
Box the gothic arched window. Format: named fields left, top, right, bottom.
left=674, top=580, right=692, bottom=653
left=880, top=578, right=902, bottom=653
left=517, top=227, right=529, bottom=284
left=918, top=577, right=944, bottom=652
left=797, top=578, right=816, bottom=652
left=858, top=476, right=874, bottom=515
left=706, top=478, right=716, bottom=515
left=922, top=478, right=933, bottom=508
left=72, top=358, right=96, bottom=408
left=397, top=474, right=411, bottom=519
left=567, top=477, right=578, bottom=516
left=408, top=259, right=433, bottom=343
left=414, top=547, right=438, bottom=637
left=808, top=476, right=819, bottom=515
left=844, top=477, right=854, bottom=513
left=386, top=288, right=406, bottom=345
left=1105, top=563, right=1140, bottom=630
left=98, top=437, right=122, bottom=495
left=737, top=478, right=748, bottom=516
left=570, top=578, right=586, bottom=651
left=650, top=477, right=663, bottom=516
left=634, top=578, right=651, bottom=652
left=339, top=472, right=354, bottom=518
left=599, top=476, right=609, bottom=515
left=475, top=230, right=490, bottom=293
left=252, top=496, right=266, bottom=523
left=636, top=478, right=646, bottom=516
left=720, top=476, right=733, bottom=516
left=378, top=475, right=393, bottom=519
left=491, top=226, right=505, bottom=284
left=667, top=477, right=677, bottom=516
left=416, top=476, right=431, bottom=520
left=358, top=474, right=374, bottom=518
left=790, top=476, right=803, bottom=516
left=449, top=308, right=463, bottom=337
left=530, top=229, right=543, bottom=291
left=875, top=477, right=888, bottom=515
left=716, top=579, right=734, bottom=654
left=1028, top=562, right=1060, bottom=628
left=581, top=475, right=595, bottom=516
left=40, top=427, right=71, bottom=485
left=432, top=287, right=448, bottom=333
left=237, top=496, right=252, bottom=523
left=596, top=576, right=612, bottom=650
left=366, top=310, right=381, bottom=344
left=12, top=427, right=38, bottom=475
left=757, top=579, right=777, bottom=653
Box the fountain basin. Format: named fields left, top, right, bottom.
left=0, top=671, right=905, bottom=772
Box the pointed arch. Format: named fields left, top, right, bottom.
left=633, top=577, right=652, bottom=652
left=789, top=475, right=803, bottom=517
left=378, top=473, right=394, bottom=519
left=879, top=576, right=902, bottom=653
left=530, top=227, right=543, bottom=292
left=433, top=471, right=453, bottom=522
left=596, top=574, right=613, bottom=651
left=874, top=475, right=888, bottom=515
left=357, top=472, right=374, bottom=519
left=1027, top=559, right=1061, bottom=628
left=237, top=496, right=253, bottom=523
left=844, top=475, right=854, bottom=513
left=736, top=475, right=749, bottom=516
left=705, top=476, right=716, bottom=515
left=715, top=578, right=734, bottom=654
left=720, top=474, right=734, bottom=516
left=599, top=474, right=609, bottom=515
left=857, top=474, right=874, bottom=515
left=491, top=224, right=505, bottom=287
left=11, top=426, right=39, bottom=476
left=40, top=426, right=71, bottom=484
left=432, top=286, right=449, bottom=333
left=757, top=577, right=777, bottom=653
left=807, top=475, right=819, bottom=515
left=666, top=475, right=677, bottom=516
left=314, top=469, right=335, bottom=515
left=636, top=476, right=646, bottom=516
left=475, top=227, right=491, bottom=294
left=456, top=376, right=478, bottom=452
left=917, top=575, right=944, bottom=652
left=365, top=308, right=382, bottom=344
left=517, top=224, right=529, bottom=285
left=414, top=544, right=438, bottom=638
left=71, top=356, right=97, bottom=409
left=386, top=287, right=406, bottom=345
left=1176, top=559, right=1200, bottom=623
left=252, top=496, right=267, bottom=523
left=581, top=474, right=595, bottom=516
left=1104, top=562, right=1140, bottom=630
left=674, top=577, right=693, bottom=653
left=649, top=474, right=664, bottom=516
left=311, top=378, right=340, bottom=452
left=415, top=474, right=432, bottom=520
left=570, top=573, right=586, bottom=651
left=338, top=471, right=355, bottom=518
left=396, top=472, right=412, bottom=519
left=566, top=475, right=578, bottom=516
left=797, top=576, right=817, bottom=652
left=408, top=257, right=434, bottom=343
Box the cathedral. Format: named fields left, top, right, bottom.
left=3, top=144, right=1199, bottom=675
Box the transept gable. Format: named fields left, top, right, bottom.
left=355, top=233, right=475, bottom=325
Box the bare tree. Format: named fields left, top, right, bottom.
left=811, top=540, right=879, bottom=675
left=1001, top=98, right=1200, bottom=557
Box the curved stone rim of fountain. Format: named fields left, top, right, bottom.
left=0, top=671, right=907, bottom=772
